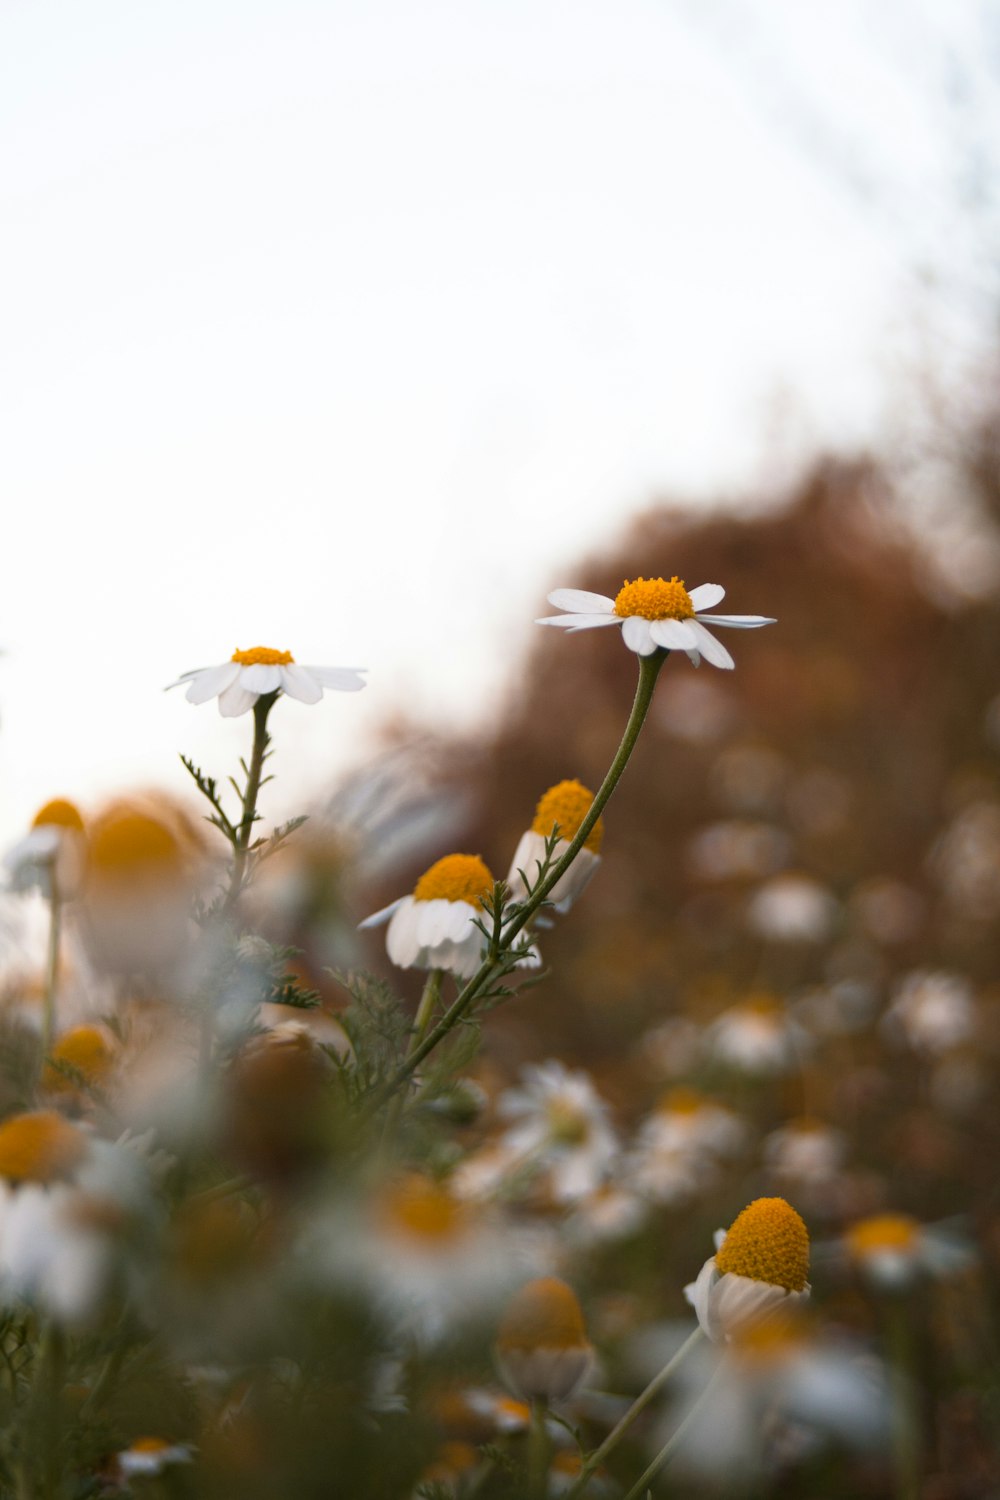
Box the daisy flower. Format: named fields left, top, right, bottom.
left=843, top=1213, right=973, bottom=1292
left=496, top=1277, right=594, bottom=1403
left=497, top=1061, right=618, bottom=1204
left=4, top=799, right=87, bottom=901
left=685, top=1197, right=811, bottom=1343
left=506, top=779, right=603, bottom=913
left=168, top=646, right=366, bottom=717
left=361, top=852, right=531, bottom=979
left=536, top=576, right=774, bottom=668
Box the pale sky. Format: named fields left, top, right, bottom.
left=1, top=0, right=992, bottom=847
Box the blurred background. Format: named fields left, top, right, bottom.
left=3, top=0, right=999, bottom=841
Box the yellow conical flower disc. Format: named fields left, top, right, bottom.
left=413, top=854, right=494, bottom=905
left=380, top=1174, right=468, bottom=1243
left=715, top=1197, right=809, bottom=1292
left=846, top=1213, right=920, bottom=1257
left=231, top=646, right=294, bottom=666
left=531, top=779, right=603, bottom=854
left=613, top=576, right=694, bottom=621
left=43, top=1026, right=115, bottom=1095
left=0, top=1110, right=87, bottom=1184
left=89, top=811, right=181, bottom=873
left=32, top=799, right=85, bottom=833
left=497, top=1277, right=588, bottom=1352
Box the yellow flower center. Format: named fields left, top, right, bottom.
left=128, top=1438, right=174, bottom=1456
left=413, top=853, right=494, bottom=906
left=497, top=1277, right=588, bottom=1351
left=380, top=1174, right=470, bottom=1244
left=0, top=1110, right=88, bottom=1184
left=658, top=1086, right=707, bottom=1115
left=714, top=1196, right=810, bottom=1292
left=545, top=1097, right=591, bottom=1146
left=845, top=1214, right=920, bottom=1259
left=613, top=576, right=694, bottom=621
left=531, top=779, right=603, bottom=854
left=88, top=811, right=181, bottom=873
left=31, top=799, right=85, bottom=833
left=43, top=1026, right=115, bottom=1095
left=231, top=647, right=295, bottom=666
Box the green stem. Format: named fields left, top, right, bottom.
left=40, top=1322, right=65, bottom=1500
left=563, top=1328, right=703, bottom=1498
left=620, top=1357, right=724, bottom=1500
left=528, top=1397, right=550, bottom=1499
left=224, top=693, right=276, bottom=913
left=886, top=1298, right=920, bottom=1500
left=381, top=969, right=443, bottom=1146
left=40, top=889, right=62, bottom=1067
left=372, top=653, right=665, bottom=1106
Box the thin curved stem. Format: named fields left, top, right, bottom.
left=621, top=1357, right=724, bottom=1500
left=563, top=1328, right=703, bottom=1498
left=371, top=652, right=665, bottom=1108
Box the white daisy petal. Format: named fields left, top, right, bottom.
left=279, top=664, right=324, bottom=704
left=239, top=663, right=283, bottom=694
left=649, top=618, right=699, bottom=650
left=387, top=901, right=423, bottom=967
left=694, top=614, right=776, bottom=629
left=217, top=683, right=259, bottom=717
left=688, top=583, right=726, bottom=610
left=305, top=666, right=368, bottom=691
left=621, top=616, right=657, bottom=654
left=358, top=898, right=405, bottom=930
left=687, top=620, right=735, bottom=670
left=546, top=589, right=615, bottom=614
left=183, top=662, right=241, bottom=704
left=566, top=615, right=622, bottom=632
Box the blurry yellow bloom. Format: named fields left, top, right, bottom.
left=496, top=1277, right=593, bottom=1402
left=686, top=1197, right=811, bottom=1342
left=506, top=779, right=603, bottom=912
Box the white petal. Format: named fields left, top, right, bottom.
left=239, top=663, right=282, bottom=693
left=183, top=662, right=241, bottom=704
left=358, top=897, right=405, bottom=930
left=688, top=583, right=726, bottom=610
left=536, top=614, right=619, bottom=631
left=278, top=664, right=324, bottom=704
left=621, top=616, right=657, bottom=654
left=412, top=899, right=454, bottom=948
left=164, top=668, right=207, bottom=690
left=686, top=650, right=701, bottom=667
left=546, top=589, right=615, bottom=614
left=304, top=666, right=368, bottom=691
left=687, top=620, right=735, bottom=670
left=694, top=614, right=776, bottom=629
left=217, top=683, right=258, bottom=717
left=386, top=901, right=422, bottom=967
left=649, top=618, right=698, bottom=650
left=685, top=1256, right=722, bottom=1341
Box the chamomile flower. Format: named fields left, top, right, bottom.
left=706, top=996, right=808, bottom=1077
left=168, top=646, right=366, bottom=717
left=883, top=969, right=977, bottom=1055
left=536, top=576, right=774, bottom=667
left=362, top=853, right=523, bottom=979
left=4, top=799, right=86, bottom=901
left=116, top=1438, right=194, bottom=1479
left=497, top=1062, right=618, bottom=1204
left=507, top=779, right=603, bottom=912
left=685, top=1197, right=811, bottom=1342
left=843, top=1213, right=973, bottom=1291
left=496, top=1277, right=594, bottom=1403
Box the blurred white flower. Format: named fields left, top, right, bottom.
left=764, top=1118, right=846, bottom=1185
left=565, top=1182, right=648, bottom=1244
left=537, top=577, right=774, bottom=667
left=746, top=874, right=837, bottom=943
left=496, top=1277, right=593, bottom=1403
left=883, top=970, right=976, bottom=1054
left=168, top=646, right=366, bottom=717
left=706, top=997, right=807, bottom=1077
left=687, top=820, right=791, bottom=883
left=497, top=1062, right=618, bottom=1204
left=117, top=1438, right=193, bottom=1478
left=506, top=780, right=602, bottom=913
left=843, top=1213, right=974, bottom=1292
left=4, top=799, right=86, bottom=902
left=685, top=1198, right=811, bottom=1343
left=641, top=1087, right=745, bottom=1158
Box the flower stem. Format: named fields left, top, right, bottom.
left=381, top=968, right=443, bottom=1147
left=563, top=1328, right=703, bottom=1498
left=40, top=888, right=62, bottom=1067
left=885, top=1297, right=920, bottom=1500
left=528, top=1397, right=550, bottom=1499
left=372, top=653, right=665, bottom=1106
left=620, top=1356, right=724, bottom=1500
left=224, top=692, right=276, bottom=913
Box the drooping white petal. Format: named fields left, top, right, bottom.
left=183, top=662, right=242, bottom=704
left=621, top=616, right=657, bottom=654
left=649, top=618, right=699, bottom=650
left=684, top=1256, right=722, bottom=1341
left=358, top=898, right=406, bottom=930
left=164, top=668, right=208, bottom=690
left=687, top=620, right=735, bottom=670
left=217, top=683, right=259, bottom=717
left=412, top=898, right=456, bottom=948
left=536, top=614, right=619, bottom=631
left=386, top=900, right=423, bottom=967
left=694, top=614, right=776, bottom=629
left=278, top=664, right=324, bottom=704
left=239, top=663, right=283, bottom=694
left=305, top=666, right=368, bottom=691
left=688, top=583, right=725, bottom=610
left=546, top=589, right=615, bottom=614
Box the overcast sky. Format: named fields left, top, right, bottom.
left=1, top=0, right=992, bottom=847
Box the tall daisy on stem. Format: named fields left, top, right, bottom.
left=370, top=574, right=773, bottom=1109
